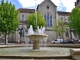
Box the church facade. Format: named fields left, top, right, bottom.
left=0, top=0, right=79, bottom=43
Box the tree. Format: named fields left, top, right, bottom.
left=27, top=11, right=46, bottom=31
left=69, top=7, right=80, bottom=38
left=0, top=0, right=20, bottom=44
left=52, top=20, right=67, bottom=39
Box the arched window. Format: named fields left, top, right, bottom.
left=19, top=28, right=24, bottom=37
left=65, top=31, right=69, bottom=37
left=44, top=15, right=46, bottom=21
left=50, top=16, right=52, bottom=26
left=61, top=17, right=63, bottom=20
left=47, top=15, right=49, bottom=27
left=44, top=14, right=52, bottom=27
left=22, top=15, right=24, bottom=21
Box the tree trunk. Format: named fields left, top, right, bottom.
left=4, top=34, right=7, bottom=44
left=62, top=34, right=64, bottom=43
left=79, top=36, right=80, bottom=40
left=56, top=32, right=58, bottom=39
left=70, top=28, right=72, bottom=39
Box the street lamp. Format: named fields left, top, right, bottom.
left=18, top=28, right=22, bottom=42
left=35, top=0, right=37, bottom=30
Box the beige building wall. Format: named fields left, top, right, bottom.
left=45, top=31, right=56, bottom=41
left=58, top=14, right=69, bottom=23
left=38, top=0, right=57, bottom=27
left=19, top=13, right=29, bottom=21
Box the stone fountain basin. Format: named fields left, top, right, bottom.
left=0, top=47, right=70, bottom=56
left=26, top=34, right=48, bottom=41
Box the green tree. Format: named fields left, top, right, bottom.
left=0, top=0, right=20, bottom=44
left=52, top=20, right=67, bottom=39
left=27, top=11, right=46, bottom=31
left=69, top=7, right=80, bottom=37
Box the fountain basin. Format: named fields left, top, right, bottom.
left=0, top=47, right=70, bottom=56
left=26, top=34, right=48, bottom=49
left=26, top=34, right=48, bottom=41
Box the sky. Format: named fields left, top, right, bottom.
left=0, top=0, right=76, bottom=12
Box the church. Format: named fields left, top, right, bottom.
left=0, top=0, right=79, bottom=43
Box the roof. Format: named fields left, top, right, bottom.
left=37, top=0, right=57, bottom=10
left=18, top=8, right=35, bottom=13
left=38, top=0, right=57, bottom=8
left=17, top=8, right=71, bottom=15
left=57, top=11, right=71, bottom=15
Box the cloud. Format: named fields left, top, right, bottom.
left=52, top=0, right=76, bottom=12
left=57, top=0, right=66, bottom=12
left=18, top=0, right=44, bottom=9
left=61, top=0, right=76, bottom=12
left=18, top=0, right=76, bottom=12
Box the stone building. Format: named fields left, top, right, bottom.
left=0, top=0, right=79, bottom=43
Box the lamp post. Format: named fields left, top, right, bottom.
left=35, top=0, right=37, bottom=30
left=18, top=28, right=22, bottom=42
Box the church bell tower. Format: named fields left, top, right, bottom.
left=75, top=0, right=80, bottom=7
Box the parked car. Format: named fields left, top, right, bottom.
left=78, top=40, right=80, bottom=44
left=64, top=39, right=75, bottom=44
left=51, top=39, right=63, bottom=44
left=74, top=40, right=80, bottom=44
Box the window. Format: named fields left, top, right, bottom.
left=44, top=15, right=46, bottom=21
left=65, top=31, right=69, bottom=37
left=22, top=15, right=24, bottom=21
left=47, top=6, right=49, bottom=9
left=50, top=16, right=52, bottom=26
left=47, top=15, right=49, bottom=27
left=61, top=17, right=63, bottom=20
left=44, top=15, right=52, bottom=27
left=55, top=40, right=57, bottom=41
left=20, top=28, right=24, bottom=37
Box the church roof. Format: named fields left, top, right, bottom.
left=18, top=8, right=71, bottom=15
left=57, top=11, right=71, bottom=15
left=39, top=0, right=57, bottom=7
left=18, top=8, right=35, bottom=13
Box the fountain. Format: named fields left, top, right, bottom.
left=26, top=25, right=48, bottom=50
left=0, top=25, right=70, bottom=57
left=25, top=0, right=48, bottom=50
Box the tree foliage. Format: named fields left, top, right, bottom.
left=27, top=11, right=46, bottom=31
left=0, top=0, right=20, bottom=44
left=52, top=20, right=67, bottom=38
left=69, top=7, right=80, bottom=36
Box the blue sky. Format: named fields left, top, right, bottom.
left=0, top=0, right=22, bottom=8
left=0, top=0, right=76, bottom=12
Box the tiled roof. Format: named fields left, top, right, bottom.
left=18, top=8, right=35, bottom=13
left=18, top=8, right=71, bottom=15
left=57, top=11, right=71, bottom=15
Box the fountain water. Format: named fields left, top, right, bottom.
left=28, top=25, right=34, bottom=34
left=26, top=25, right=48, bottom=50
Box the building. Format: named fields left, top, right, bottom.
left=0, top=0, right=79, bottom=43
